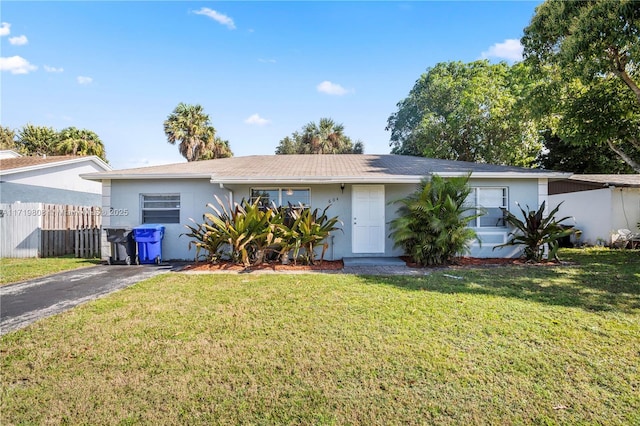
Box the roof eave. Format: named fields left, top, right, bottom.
left=438, top=171, right=573, bottom=179
left=1, top=156, right=112, bottom=176
left=210, top=176, right=426, bottom=185
left=81, top=172, right=213, bottom=181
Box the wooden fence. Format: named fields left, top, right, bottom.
left=41, top=204, right=102, bottom=230
left=40, top=228, right=101, bottom=258
left=0, top=203, right=102, bottom=258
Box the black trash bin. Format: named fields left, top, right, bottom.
left=558, top=225, right=575, bottom=248
left=104, top=227, right=136, bottom=265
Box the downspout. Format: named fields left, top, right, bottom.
left=219, top=183, right=234, bottom=205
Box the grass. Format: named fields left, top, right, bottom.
left=0, top=256, right=102, bottom=286
left=1, top=248, right=639, bottom=425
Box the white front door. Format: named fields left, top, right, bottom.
left=352, top=185, right=385, bottom=253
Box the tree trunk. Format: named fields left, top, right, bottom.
left=607, top=139, right=640, bottom=173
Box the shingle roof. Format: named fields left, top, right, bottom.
left=566, top=174, right=640, bottom=188
left=82, top=154, right=569, bottom=183
left=0, top=155, right=80, bottom=171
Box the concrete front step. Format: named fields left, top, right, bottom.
left=342, top=257, right=407, bottom=267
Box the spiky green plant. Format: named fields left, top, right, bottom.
left=389, top=174, right=480, bottom=266
left=494, top=201, right=573, bottom=262
left=287, top=206, right=342, bottom=265
left=183, top=196, right=281, bottom=266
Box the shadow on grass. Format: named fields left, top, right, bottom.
left=360, top=249, right=640, bottom=314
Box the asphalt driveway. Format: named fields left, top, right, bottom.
left=0, top=264, right=174, bottom=335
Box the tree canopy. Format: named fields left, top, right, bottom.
left=2, top=124, right=108, bottom=162
left=386, top=60, right=542, bottom=167
left=163, top=103, right=232, bottom=162
left=522, top=0, right=640, bottom=172
left=1, top=126, right=17, bottom=151
left=537, top=131, right=635, bottom=174
left=275, top=118, right=364, bottom=155
left=56, top=127, right=107, bottom=159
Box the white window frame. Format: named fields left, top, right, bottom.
left=140, top=193, right=181, bottom=224
left=468, top=187, right=508, bottom=228
left=250, top=188, right=310, bottom=208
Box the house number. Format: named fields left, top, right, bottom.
left=328, top=197, right=339, bottom=204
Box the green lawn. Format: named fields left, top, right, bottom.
left=0, top=256, right=102, bottom=286
left=1, top=248, right=639, bottom=425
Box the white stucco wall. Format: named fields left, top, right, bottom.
left=107, top=179, right=228, bottom=261
left=1, top=161, right=106, bottom=205
left=551, top=187, right=640, bottom=245
left=103, top=177, right=544, bottom=260
left=611, top=188, right=640, bottom=235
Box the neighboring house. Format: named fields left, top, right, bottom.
left=0, top=151, right=111, bottom=205
left=82, top=154, right=570, bottom=261
left=0, top=150, right=22, bottom=159
left=549, top=174, right=640, bottom=246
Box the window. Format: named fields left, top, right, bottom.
left=250, top=188, right=310, bottom=208
left=141, top=194, right=180, bottom=224
left=468, top=187, right=508, bottom=228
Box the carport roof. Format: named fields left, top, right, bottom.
left=81, top=154, right=570, bottom=183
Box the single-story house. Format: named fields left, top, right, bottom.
left=549, top=174, right=640, bottom=246
left=82, top=154, right=570, bottom=261
left=0, top=151, right=111, bottom=205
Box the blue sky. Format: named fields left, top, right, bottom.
left=1, top=1, right=541, bottom=169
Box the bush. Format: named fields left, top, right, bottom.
left=389, top=174, right=480, bottom=266
left=184, top=197, right=340, bottom=266
left=494, top=201, right=573, bottom=262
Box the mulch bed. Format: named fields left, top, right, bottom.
left=183, top=257, right=562, bottom=272
left=183, top=260, right=344, bottom=272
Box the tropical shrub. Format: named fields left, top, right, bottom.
left=494, top=201, right=572, bottom=262
left=389, top=174, right=480, bottom=266
left=288, top=206, right=342, bottom=265
left=184, top=196, right=281, bottom=266
left=184, top=197, right=341, bottom=266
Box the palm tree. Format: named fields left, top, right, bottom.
left=55, top=127, right=107, bottom=161
left=164, top=103, right=231, bottom=162
left=275, top=117, right=364, bottom=154
left=199, top=135, right=233, bottom=160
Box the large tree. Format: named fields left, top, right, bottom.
left=522, top=0, right=640, bottom=172
left=10, top=124, right=108, bottom=161
left=56, top=127, right=107, bottom=160
left=163, top=103, right=231, bottom=161
left=386, top=60, right=542, bottom=166
left=1, top=126, right=17, bottom=150
left=16, top=124, right=59, bottom=156
left=538, top=132, right=635, bottom=174
left=275, top=118, right=364, bottom=154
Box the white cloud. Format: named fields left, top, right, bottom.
left=77, top=76, right=93, bottom=85
left=481, top=39, right=523, bottom=62
left=44, top=65, right=64, bottom=73
left=244, top=113, right=270, bottom=126
left=258, top=58, right=276, bottom=63
left=316, top=80, right=350, bottom=96
left=9, top=35, right=28, bottom=46
left=0, top=22, right=10, bottom=37
left=0, top=56, right=37, bottom=74
left=193, top=7, right=236, bottom=30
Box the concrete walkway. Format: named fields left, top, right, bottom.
left=0, top=264, right=173, bottom=335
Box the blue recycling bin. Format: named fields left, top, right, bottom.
left=133, top=224, right=165, bottom=265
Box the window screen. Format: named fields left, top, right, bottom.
left=141, top=194, right=180, bottom=224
